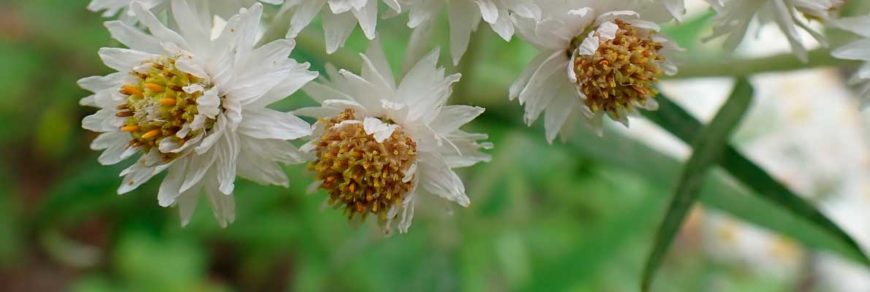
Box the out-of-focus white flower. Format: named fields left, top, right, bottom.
left=511, top=0, right=678, bottom=142
left=297, top=42, right=491, bottom=233
left=833, top=16, right=870, bottom=107
left=79, top=2, right=317, bottom=227
left=403, top=0, right=540, bottom=65
left=701, top=212, right=803, bottom=279
left=283, top=0, right=402, bottom=54
left=705, top=0, right=846, bottom=62
left=88, top=0, right=284, bottom=22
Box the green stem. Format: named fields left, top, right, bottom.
left=669, top=49, right=855, bottom=79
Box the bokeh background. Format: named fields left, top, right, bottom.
left=4, top=0, right=870, bottom=291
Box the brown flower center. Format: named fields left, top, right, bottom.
left=572, top=19, right=664, bottom=120
left=116, top=57, right=214, bottom=160
left=309, top=109, right=417, bottom=224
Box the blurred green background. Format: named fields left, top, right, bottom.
left=0, top=0, right=854, bottom=291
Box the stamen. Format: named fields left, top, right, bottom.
left=115, top=57, right=216, bottom=158
left=141, top=129, right=161, bottom=139
left=144, top=82, right=164, bottom=93
left=120, top=85, right=142, bottom=96
left=159, top=98, right=177, bottom=106
left=310, top=109, right=417, bottom=225
left=572, top=19, right=665, bottom=121
left=121, top=125, right=139, bottom=132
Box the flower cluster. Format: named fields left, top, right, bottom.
left=79, top=0, right=870, bottom=233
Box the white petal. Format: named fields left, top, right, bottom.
left=98, top=48, right=157, bottom=72
left=834, top=39, right=870, bottom=61
left=418, top=153, right=470, bottom=207
left=351, top=0, right=378, bottom=40
left=117, top=159, right=165, bottom=194
left=216, top=133, right=240, bottom=195
left=180, top=149, right=218, bottom=193
left=287, top=0, right=326, bottom=38
left=238, top=108, right=312, bottom=140
left=430, top=105, right=484, bottom=133
left=158, top=159, right=189, bottom=207
left=204, top=174, right=236, bottom=228
left=323, top=10, right=358, bottom=54
left=177, top=180, right=201, bottom=227
left=446, top=0, right=482, bottom=65
left=130, top=3, right=187, bottom=47
left=544, top=86, right=579, bottom=143
left=105, top=21, right=163, bottom=53
left=363, top=117, right=398, bottom=142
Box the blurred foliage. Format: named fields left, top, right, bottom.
left=0, top=0, right=864, bottom=291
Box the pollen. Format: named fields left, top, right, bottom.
left=159, top=98, right=177, bottom=106
left=309, top=109, right=417, bottom=225
left=572, top=19, right=665, bottom=121
left=116, top=57, right=214, bottom=158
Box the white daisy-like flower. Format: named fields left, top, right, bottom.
left=832, top=16, right=870, bottom=107
left=511, top=0, right=679, bottom=142
left=282, top=0, right=402, bottom=54
left=88, top=0, right=284, bottom=22
left=296, top=42, right=492, bottom=233
left=79, top=1, right=318, bottom=227
left=705, top=0, right=847, bottom=62
left=402, top=0, right=540, bottom=65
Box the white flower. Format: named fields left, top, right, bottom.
left=705, top=0, right=846, bottom=62
left=297, top=42, right=491, bottom=233
left=403, top=0, right=540, bottom=65
left=832, top=16, right=870, bottom=107
left=88, top=0, right=284, bottom=22
left=511, top=0, right=678, bottom=142
left=282, top=0, right=402, bottom=54
left=79, top=2, right=318, bottom=227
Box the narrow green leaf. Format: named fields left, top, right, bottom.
left=642, top=79, right=754, bottom=291
left=660, top=10, right=715, bottom=52
left=644, top=90, right=870, bottom=267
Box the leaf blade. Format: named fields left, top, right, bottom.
left=642, top=78, right=754, bottom=291
left=644, top=87, right=870, bottom=267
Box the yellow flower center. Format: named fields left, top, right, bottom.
left=572, top=19, right=664, bottom=120
left=116, top=57, right=214, bottom=160
left=309, top=109, right=417, bottom=224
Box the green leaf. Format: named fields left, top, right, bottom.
left=642, top=79, right=754, bottom=291
left=644, top=89, right=870, bottom=267
left=660, top=10, right=715, bottom=52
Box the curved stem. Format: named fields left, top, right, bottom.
left=668, top=49, right=855, bottom=79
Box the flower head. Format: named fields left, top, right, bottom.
left=706, top=0, right=846, bottom=62
left=511, top=0, right=678, bottom=141
left=283, top=0, right=402, bottom=54
left=404, top=0, right=541, bottom=64
left=298, top=42, right=491, bottom=233
left=79, top=1, right=318, bottom=227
